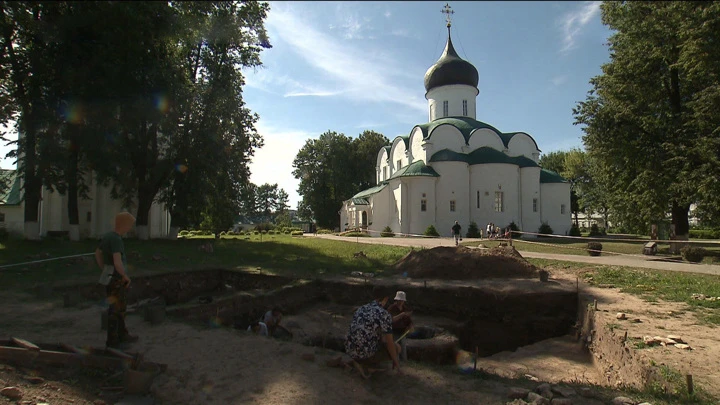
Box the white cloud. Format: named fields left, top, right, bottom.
left=384, top=10, right=392, bottom=19
left=558, top=1, right=601, bottom=54
left=265, top=4, right=426, bottom=113
left=245, top=69, right=343, bottom=99
left=249, top=119, right=312, bottom=209
left=551, top=75, right=567, bottom=86
left=390, top=28, right=418, bottom=39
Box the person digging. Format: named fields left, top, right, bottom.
left=342, top=287, right=402, bottom=379
left=95, top=212, right=139, bottom=349
left=387, top=291, right=413, bottom=335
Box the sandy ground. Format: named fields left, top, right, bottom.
left=2, top=268, right=718, bottom=403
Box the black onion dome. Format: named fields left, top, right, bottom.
left=424, top=30, right=479, bottom=92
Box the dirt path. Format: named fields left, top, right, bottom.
left=311, top=234, right=720, bottom=275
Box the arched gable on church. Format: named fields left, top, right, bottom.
left=409, top=127, right=425, bottom=164
left=506, top=132, right=541, bottom=161
left=390, top=137, right=409, bottom=174
left=425, top=124, right=466, bottom=153
left=468, top=128, right=505, bottom=151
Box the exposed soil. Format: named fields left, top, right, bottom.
left=392, top=246, right=540, bottom=280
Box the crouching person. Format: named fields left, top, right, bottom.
left=344, top=287, right=401, bottom=378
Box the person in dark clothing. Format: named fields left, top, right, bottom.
left=95, top=212, right=138, bottom=349
left=386, top=291, right=413, bottom=335
left=451, top=221, right=462, bottom=246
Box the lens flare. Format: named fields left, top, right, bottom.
left=455, top=350, right=475, bottom=373
left=175, top=164, right=188, bottom=173
left=62, top=102, right=84, bottom=125
left=154, top=94, right=169, bottom=114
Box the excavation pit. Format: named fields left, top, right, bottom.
left=53, top=268, right=579, bottom=365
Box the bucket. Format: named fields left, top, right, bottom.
left=123, top=364, right=161, bottom=395
left=147, top=305, right=166, bottom=325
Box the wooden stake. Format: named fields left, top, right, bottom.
left=686, top=374, right=694, bottom=395
left=424, top=280, right=427, bottom=288
left=593, top=299, right=598, bottom=310
left=623, top=331, right=628, bottom=342
left=473, top=346, right=478, bottom=371
left=576, top=277, right=579, bottom=293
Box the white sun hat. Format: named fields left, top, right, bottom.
left=394, top=291, right=407, bottom=301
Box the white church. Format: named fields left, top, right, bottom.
left=340, top=19, right=571, bottom=237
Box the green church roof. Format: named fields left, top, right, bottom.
left=429, top=147, right=540, bottom=168
left=351, top=198, right=369, bottom=205
left=539, top=169, right=568, bottom=183
left=388, top=160, right=440, bottom=180
left=352, top=183, right=387, bottom=199
left=0, top=170, right=21, bottom=206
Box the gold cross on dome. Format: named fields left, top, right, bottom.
left=442, top=3, right=454, bottom=28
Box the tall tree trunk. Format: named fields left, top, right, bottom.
left=22, top=121, right=41, bottom=240
left=66, top=137, right=80, bottom=241
left=135, top=188, right=154, bottom=240
left=671, top=201, right=690, bottom=237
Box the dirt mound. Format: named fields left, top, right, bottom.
left=392, top=245, right=539, bottom=280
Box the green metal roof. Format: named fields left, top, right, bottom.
left=540, top=169, right=568, bottom=183
left=429, top=147, right=540, bottom=168
left=388, top=160, right=440, bottom=180
left=352, top=183, right=387, bottom=199
left=351, top=198, right=369, bottom=205
left=0, top=169, right=21, bottom=206
left=402, top=117, right=539, bottom=151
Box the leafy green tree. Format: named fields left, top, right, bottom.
left=353, top=130, right=390, bottom=190
left=466, top=221, right=481, bottom=238
left=574, top=2, right=720, bottom=237
left=538, top=151, right=567, bottom=174
left=274, top=211, right=292, bottom=228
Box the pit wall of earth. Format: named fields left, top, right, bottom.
left=578, top=295, right=676, bottom=393
left=51, top=270, right=578, bottom=357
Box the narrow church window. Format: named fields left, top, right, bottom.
left=476, top=191, right=480, bottom=208
left=450, top=200, right=456, bottom=212
left=443, top=100, right=449, bottom=117
left=396, top=160, right=402, bottom=170
left=561, top=204, right=566, bottom=214
left=86, top=211, right=92, bottom=222
left=494, top=192, right=504, bottom=212
left=533, top=198, right=538, bottom=213
left=421, top=199, right=427, bottom=212
left=463, top=100, right=468, bottom=116
left=383, top=166, right=387, bottom=180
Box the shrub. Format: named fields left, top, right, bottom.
left=317, top=229, right=333, bottom=234
left=381, top=226, right=395, bottom=237
left=681, top=246, right=706, bottom=263
left=253, top=231, right=260, bottom=235
left=424, top=225, right=440, bottom=237
left=589, top=223, right=605, bottom=237
left=178, top=230, right=190, bottom=236
left=466, top=222, right=481, bottom=238
left=344, top=231, right=370, bottom=237
left=254, top=222, right=275, bottom=231
left=538, top=222, right=553, bottom=237
left=291, top=230, right=304, bottom=236
left=507, top=221, right=520, bottom=238
left=220, top=231, right=227, bottom=236
left=569, top=224, right=581, bottom=237
left=587, top=242, right=603, bottom=256
left=689, top=229, right=720, bottom=239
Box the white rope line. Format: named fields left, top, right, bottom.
left=0, top=253, right=94, bottom=270
left=513, top=230, right=720, bottom=245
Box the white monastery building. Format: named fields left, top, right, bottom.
left=340, top=19, right=571, bottom=237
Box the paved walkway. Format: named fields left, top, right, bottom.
left=311, top=234, right=720, bottom=276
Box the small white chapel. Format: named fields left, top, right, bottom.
left=340, top=8, right=571, bottom=237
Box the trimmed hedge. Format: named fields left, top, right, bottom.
left=466, top=222, right=481, bottom=238
left=681, top=246, right=706, bottom=263
left=424, top=225, right=440, bottom=237
left=589, top=224, right=606, bottom=237
left=317, top=229, right=333, bottom=234
left=344, top=232, right=370, bottom=237
left=538, top=222, right=553, bottom=237
left=569, top=224, right=581, bottom=237
left=291, top=230, right=304, bottom=236
left=689, top=229, right=720, bottom=239
left=587, top=242, right=603, bottom=256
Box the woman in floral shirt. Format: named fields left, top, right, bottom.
left=344, top=288, right=401, bottom=378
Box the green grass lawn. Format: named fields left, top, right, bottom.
left=0, top=234, right=410, bottom=290
left=529, top=258, right=720, bottom=326
left=463, top=238, right=720, bottom=264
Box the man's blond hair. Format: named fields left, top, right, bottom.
left=114, top=212, right=136, bottom=229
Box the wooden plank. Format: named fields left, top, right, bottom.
left=0, top=344, right=165, bottom=372
left=11, top=337, right=40, bottom=351
left=105, top=347, right=134, bottom=360
left=59, top=343, right=86, bottom=354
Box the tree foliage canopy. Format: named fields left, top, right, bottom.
left=573, top=1, right=720, bottom=235
left=292, top=130, right=389, bottom=229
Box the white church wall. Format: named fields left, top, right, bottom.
left=468, top=128, right=505, bottom=151
left=404, top=177, right=437, bottom=236
left=469, top=163, right=519, bottom=231
left=520, top=167, right=542, bottom=234
left=376, top=148, right=389, bottom=183
left=426, top=84, right=478, bottom=121
left=409, top=128, right=426, bottom=164
left=432, top=161, right=469, bottom=236
left=370, top=187, right=392, bottom=235
left=390, top=181, right=403, bottom=234
left=507, top=133, right=540, bottom=161
left=425, top=125, right=466, bottom=155
left=540, top=183, right=572, bottom=235
left=390, top=139, right=408, bottom=174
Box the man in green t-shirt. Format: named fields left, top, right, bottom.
left=95, top=212, right=138, bottom=349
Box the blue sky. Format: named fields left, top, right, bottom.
left=0, top=1, right=612, bottom=210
